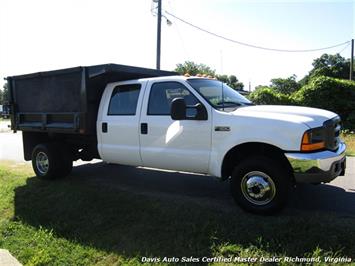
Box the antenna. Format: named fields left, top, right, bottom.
left=219, top=49, right=225, bottom=111
left=220, top=50, right=223, bottom=74
left=221, top=81, right=225, bottom=111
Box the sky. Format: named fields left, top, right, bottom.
left=0, top=0, right=354, bottom=90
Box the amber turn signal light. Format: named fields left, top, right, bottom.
left=301, top=131, right=325, bottom=151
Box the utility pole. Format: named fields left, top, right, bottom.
left=156, top=0, right=162, bottom=70
left=350, top=39, right=354, bottom=81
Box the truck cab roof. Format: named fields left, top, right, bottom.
left=106, top=75, right=213, bottom=87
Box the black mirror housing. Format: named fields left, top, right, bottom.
left=170, top=97, right=208, bottom=121
left=195, top=103, right=208, bottom=120
left=171, top=98, right=186, bottom=120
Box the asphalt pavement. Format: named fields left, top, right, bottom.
left=0, top=120, right=354, bottom=216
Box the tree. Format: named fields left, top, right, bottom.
left=175, top=61, right=244, bottom=90
left=1, top=83, right=9, bottom=104
left=254, top=85, right=269, bottom=91
left=227, top=75, right=244, bottom=90
left=216, top=74, right=244, bottom=90
left=270, top=74, right=300, bottom=95
left=299, top=53, right=351, bottom=86
left=175, top=61, right=216, bottom=76
left=311, top=53, right=349, bottom=78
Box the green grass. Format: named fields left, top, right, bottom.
left=0, top=162, right=354, bottom=265
left=342, top=133, right=355, bottom=156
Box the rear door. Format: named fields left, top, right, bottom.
left=98, top=81, right=146, bottom=166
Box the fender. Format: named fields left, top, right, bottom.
left=208, top=110, right=310, bottom=177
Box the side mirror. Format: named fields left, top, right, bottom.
left=195, top=103, right=208, bottom=120
left=170, top=97, right=208, bottom=121
left=171, top=98, right=186, bottom=120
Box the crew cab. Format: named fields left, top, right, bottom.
left=7, top=64, right=346, bottom=214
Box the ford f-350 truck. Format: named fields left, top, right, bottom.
left=6, top=64, right=346, bottom=214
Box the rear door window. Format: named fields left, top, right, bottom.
left=108, top=84, right=141, bottom=115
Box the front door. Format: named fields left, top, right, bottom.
left=139, top=81, right=212, bottom=173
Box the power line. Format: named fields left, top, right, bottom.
left=165, top=11, right=350, bottom=53
left=338, top=42, right=350, bottom=54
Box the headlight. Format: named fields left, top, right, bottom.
left=301, top=127, right=326, bottom=152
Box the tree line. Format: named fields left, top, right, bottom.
left=175, top=61, right=244, bottom=90
left=254, top=53, right=353, bottom=95
left=175, top=53, right=353, bottom=95
left=248, top=53, right=355, bottom=129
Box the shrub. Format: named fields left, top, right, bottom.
left=292, top=76, right=355, bottom=129
left=250, top=77, right=355, bottom=129
left=249, top=87, right=295, bottom=105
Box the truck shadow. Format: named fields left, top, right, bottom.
left=14, top=162, right=355, bottom=260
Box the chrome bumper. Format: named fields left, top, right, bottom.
left=285, top=142, right=346, bottom=183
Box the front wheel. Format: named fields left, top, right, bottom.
left=230, top=156, right=291, bottom=215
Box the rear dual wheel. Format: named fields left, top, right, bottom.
left=32, top=143, right=73, bottom=179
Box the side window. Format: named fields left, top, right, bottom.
left=108, top=84, right=141, bottom=115
left=148, top=82, right=199, bottom=115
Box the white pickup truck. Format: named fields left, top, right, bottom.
left=7, top=64, right=346, bottom=214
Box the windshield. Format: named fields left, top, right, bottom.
left=187, top=78, right=253, bottom=110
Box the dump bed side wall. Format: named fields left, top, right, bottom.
left=13, top=70, right=82, bottom=113
left=9, top=67, right=91, bottom=134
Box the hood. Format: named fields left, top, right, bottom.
left=234, top=105, right=338, bottom=128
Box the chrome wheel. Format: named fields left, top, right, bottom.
left=36, top=151, right=49, bottom=175
left=241, top=171, right=276, bottom=206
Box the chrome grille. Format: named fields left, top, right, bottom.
left=324, top=117, right=341, bottom=151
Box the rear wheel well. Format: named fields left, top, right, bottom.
left=22, top=131, right=99, bottom=161
left=221, top=142, right=294, bottom=182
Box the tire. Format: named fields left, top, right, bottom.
left=31, top=143, right=73, bottom=179
left=230, top=156, right=291, bottom=215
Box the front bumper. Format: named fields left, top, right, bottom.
left=285, top=142, right=346, bottom=183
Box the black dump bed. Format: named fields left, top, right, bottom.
left=7, top=64, right=177, bottom=135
